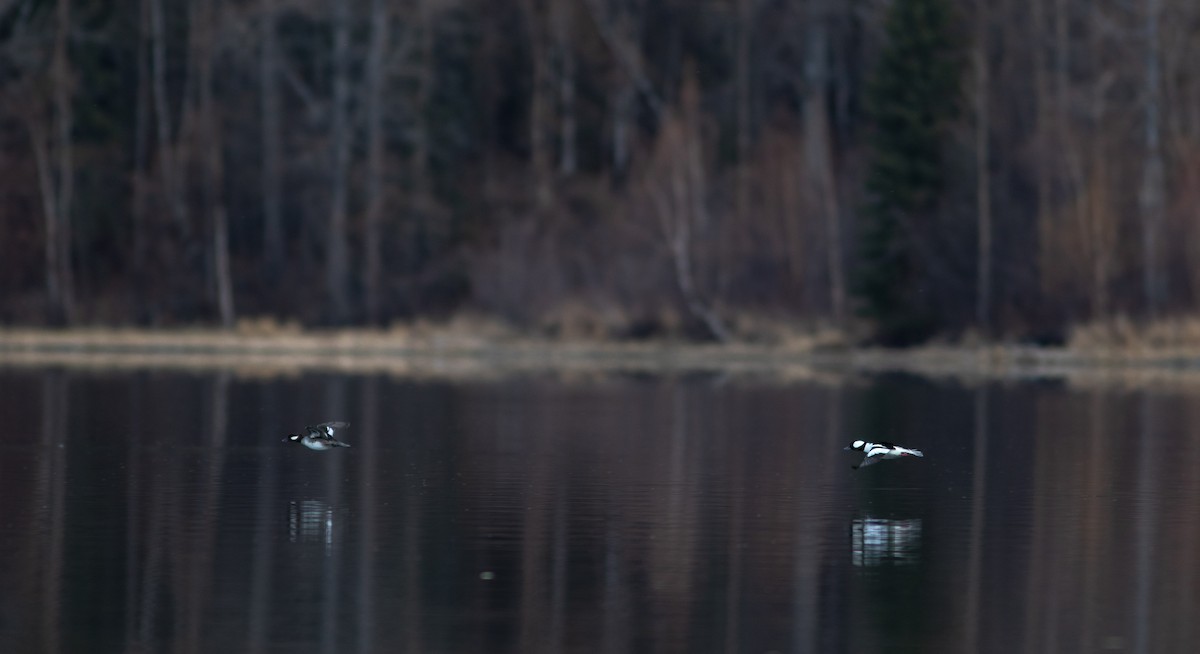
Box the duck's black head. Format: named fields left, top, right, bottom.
left=844, top=439, right=866, bottom=451
left=284, top=433, right=303, bottom=443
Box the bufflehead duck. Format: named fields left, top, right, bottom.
left=844, top=440, right=923, bottom=469
left=284, top=422, right=352, bottom=450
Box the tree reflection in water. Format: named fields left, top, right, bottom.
left=1, top=370, right=1199, bottom=653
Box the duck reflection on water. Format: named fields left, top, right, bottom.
left=851, top=518, right=921, bottom=566
left=288, top=500, right=339, bottom=554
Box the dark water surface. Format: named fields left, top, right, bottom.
left=1, top=368, right=1198, bottom=653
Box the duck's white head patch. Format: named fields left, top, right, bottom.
left=851, top=440, right=866, bottom=450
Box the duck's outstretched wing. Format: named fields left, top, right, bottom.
left=309, top=421, right=350, bottom=437
left=851, top=453, right=886, bottom=470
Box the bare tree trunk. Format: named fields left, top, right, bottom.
left=260, top=0, right=284, bottom=279
left=30, top=0, right=77, bottom=325
left=1032, top=0, right=1053, bottom=300
left=1085, top=11, right=1115, bottom=320
left=611, top=78, right=634, bottom=181
left=649, top=75, right=731, bottom=343
left=52, top=0, right=75, bottom=323
left=975, top=0, right=992, bottom=331
left=409, top=0, right=433, bottom=261
left=326, top=0, right=352, bottom=322
left=212, top=208, right=234, bottom=326
left=734, top=0, right=752, bottom=247
left=200, top=0, right=234, bottom=327
left=363, top=0, right=390, bottom=324
left=1140, top=0, right=1165, bottom=317
left=802, top=3, right=845, bottom=323
left=133, top=0, right=152, bottom=281
left=581, top=0, right=663, bottom=118
left=582, top=0, right=662, bottom=181
left=150, top=0, right=186, bottom=234
left=1053, top=0, right=1068, bottom=118
left=1086, top=94, right=1114, bottom=319
left=522, top=0, right=553, bottom=208
left=681, top=78, right=730, bottom=342
left=29, top=122, right=64, bottom=325
left=554, top=0, right=576, bottom=177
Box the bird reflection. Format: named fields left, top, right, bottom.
left=288, top=500, right=338, bottom=555
left=850, top=518, right=921, bottom=566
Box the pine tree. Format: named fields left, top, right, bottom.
left=855, top=0, right=962, bottom=345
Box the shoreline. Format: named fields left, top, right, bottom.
left=3, top=327, right=1200, bottom=383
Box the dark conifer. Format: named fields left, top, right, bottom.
left=855, top=0, right=962, bottom=345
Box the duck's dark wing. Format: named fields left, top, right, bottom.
left=852, top=452, right=886, bottom=470
left=309, top=421, right=350, bottom=437
left=877, top=441, right=897, bottom=449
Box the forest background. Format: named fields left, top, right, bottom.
left=1, top=0, right=1195, bottom=347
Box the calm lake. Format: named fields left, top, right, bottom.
left=1, top=366, right=1198, bottom=653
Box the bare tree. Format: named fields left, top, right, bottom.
left=1140, top=0, right=1166, bottom=317
left=801, top=0, right=845, bottom=323
left=1032, top=0, right=1052, bottom=301
left=132, top=0, right=153, bottom=282
left=975, top=0, right=992, bottom=330
left=198, top=0, right=234, bottom=327
left=363, top=0, right=391, bottom=323
left=734, top=0, right=753, bottom=245
left=326, top=0, right=352, bottom=322
left=27, top=0, right=77, bottom=324
left=646, top=70, right=730, bottom=342
left=553, top=0, right=576, bottom=177
left=150, top=0, right=187, bottom=233
left=260, top=0, right=284, bottom=280
left=409, top=0, right=434, bottom=261
left=582, top=0, right=664, bottom=180
left=522, top=0, right=553, bottom=208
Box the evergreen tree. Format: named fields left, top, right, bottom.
left=855, top=0, right=962, bottom=345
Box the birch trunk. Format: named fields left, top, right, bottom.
left=150, top=0, right=186, bottom=233
left=802, top=4, right=845, bottom=323
left=32, top=0, right=78, bottom=324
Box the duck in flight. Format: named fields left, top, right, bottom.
left=284, top=422, right=352, bottom=450
left=845, top=440, right=923, bottom=469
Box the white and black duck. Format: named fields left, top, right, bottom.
left=285, top=422, right=352, bottom=450
left=844, top=440, right=923, bottom=470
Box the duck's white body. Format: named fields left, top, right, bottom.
left=845, top=440, right=923, bottom=469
